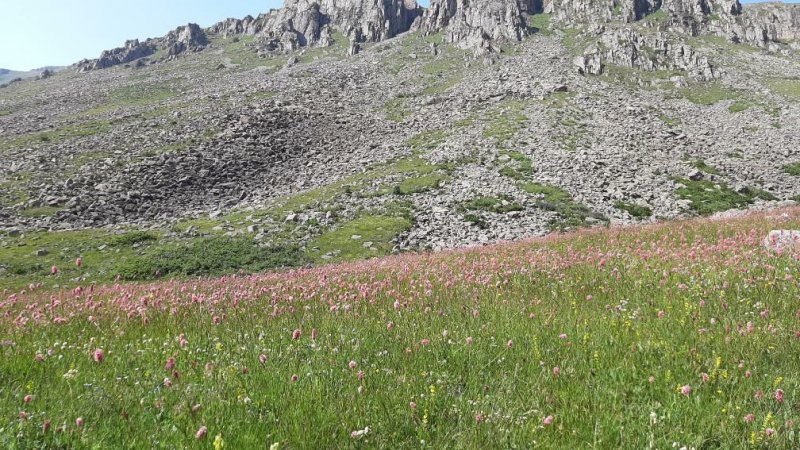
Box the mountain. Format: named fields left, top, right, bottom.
left=0, top=66, right=64, bottom=85
left=0, top=0, right=799, bottom=258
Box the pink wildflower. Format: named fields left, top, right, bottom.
left=349, top=360, right=357, bottom=369
left=165, top=357, right=176, bottom=371
left=292, top=329, right=301, bottom=340
left=507, top=339, right=513, bottom=348
left=657, top=310, right=665, bottom=319
left=259, top=354, right=268, bottom=365
left=75, top=258, right=82, bottom=267
left=409, top=402, right=417, bottom=409
left=552, top=367, right=560, bottom=376
left=23, top=395, right=33, bottom=404
left=291, top=374, right=299, bottom=383
left=420, top=339, right=430, bottom=346
left=357, top=370, right=365, bottom=381
left=75, top=417, right=84, bottom=427
left=681, top=385, right=692, bottom=396
left=775, top=389, right=785, bottom=403
left=559, top=333, right=568, bottom=340
left=543, top=415, right=554, bottom=426
left=311, top=328, right=318, bottom=341
left=466, top=336, right=473, bottom=345
left=195, top=426, right=208, bottom=439
left=744, top=414, right=755, bottom=423
left=766, top=428, right=776, bottom=437
left=50, top=266, right=59, bottom=275
left=701, top=373, right=710, bottom=383
left=93, top=348, right=105, bottom=363
left=475, top=413, right=484, bottom=423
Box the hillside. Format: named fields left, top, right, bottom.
left=1, top=207, right=799, bottom=447
left=0, top=0, right=799, bottom=283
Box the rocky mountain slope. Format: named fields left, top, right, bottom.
left=1, top=0, right=800, bottom=257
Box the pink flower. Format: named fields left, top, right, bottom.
left=75, top=258, right=82, bottom=267
left=165, top=357, right=176, bottom=371
left=552, top=367, right=560, bottom=376
left=420, top=339, right=430, bottom=346
left=259, top=354, right=268, bottom=365
left=349, top=360, right=357, bottom=369
left=657, top=310, right=665, bottom=319
left=586, top=295, right=593, bottom=301
left=34, top=353, right=44, bottom=362
left=178, top=334, right=189, bottom=348
left=745, top=370, right=752, bottom=378
left=292, top=329, right=301, bottom=340
left=212, top=315, right=221, bottom=325
left=163, top=377, right=172, bottom=388
left=507, top=340, right=513, bottom=348
left=291, top=374, right=299, bottom=383
left=357, top=370, right=365, bottom=381
left=775, top=389, right=785, bottom=403
left=195, top=426, right=208, bottom=439
left=766, top=428, right=776, bottom=437
left=387, top=322, right=394, bottom=331
left=311, top=328, right=318, bottom=341
left=475, top=413, right=484, bottom=423
left=23, top=395, right=33, bottom=404
left=93, top=348, right=105, bottom=363
left=755, top=390, right=764, bottom=400
left=701, top=373, right=710, bottom=383
left=744, top=414, right=755, bottom=423
left=75, top=417, right=84, bottom=427
left=393, top=300, right=401, bottom=310
left=681, top=385, right=692, bottom=396
left=472, top=309, right=480, bottom=318
left=42, top=419, right=51, bottom=432
left=558, top=334, right=568, bottom=340
left=50, top=266, right=59, bottom=275
left=409, top=402, right=417, bottom=409
left=543, top=415, right=554, bottom=426
left=466, top=336, right=473, bottom=345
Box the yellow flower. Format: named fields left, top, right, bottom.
left=429, top=385, right=436, bottom=396
left=715, top=356, right=722, bottom=368
left=213, top=434, right=224, bottom=450
left=774, top=377, right=783, bottom=387
left=215, top=342, right=223, bottom=351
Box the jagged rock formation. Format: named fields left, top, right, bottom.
left=724, top=3, right=800, bottom=49
left=256, top=0, right=422, bottom=54
left=165, top=23, right=209, bottom=57
left=76, top=24, right=208, bottom=72
left=413, top=0, right=532, bottom=53
left=77, top=39, right=155, bottom=72
left=209, top=16, right=262, bottom=37
left=575, top=28, right=718, bottom=80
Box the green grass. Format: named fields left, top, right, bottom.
left=308, top=215, right=412, bottom=262
left=0, top=120, right=111, bottom=152
left=498, top=152, right=535, bottom=180
left=527, top=13, right=552, bottom=35
left=767, top=79, right=800, bottom=99
left=407, top=130, right=446, bottom=153
left=463, top=196, right=524, bottom=214
left=385, top=98, right=411, bottom=122
left=658, top=114, right=681, bottom=127
left=81, top=83, right=179, bottom=116
left=3, top=209, right=800, bottom=448
left=483, top=100, right=528, bottom=144
left=0, top=109, right=11, bottom=116
left=520, top=182, right=606, bottom=230
left=19, top=206, right=64, bottom=218
left=692, top=159, right=722, bottom=176
left=394, top=174, right=447, bottom=195
left=673, top=179, right=773, bottom=215
left=728, top=101, right=752, bottom=113
left=783, top=162, right=800, bottom=176
left=614, top=201, right=653, bottom=218
left=643, top=9, right=668, bottom=23
left=115, top=237, right=307, bottom=281
left=679, top=83, right=738, bottom=106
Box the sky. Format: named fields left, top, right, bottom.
left=0, top=0, right=794, bottom=71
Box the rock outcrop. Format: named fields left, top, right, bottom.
left=164, top=23, right=209, bottom=57
left=576, top=28, right=718, bottom=80
left=414, top=0, right=531, bottom=53
left=256, top=0, right=422, bottom=53
left=77, top=39, right=155, bottom=72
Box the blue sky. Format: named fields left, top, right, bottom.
left=0, top=0, right=793, bottom=70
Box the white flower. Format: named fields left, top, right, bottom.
left=350, top=427, right=369, bottom=439
left=63, top=369, right=78, bottom=379
left=269, top=443, right=280, bottom=450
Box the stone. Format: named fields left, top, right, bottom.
left=763, top=230, right=800, bottom=253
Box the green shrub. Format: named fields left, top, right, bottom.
left=614, top=201, right=653, bottom=218
left=115, top=237, right=307, bottom=280
left=783, top=162, right=800, bottom=176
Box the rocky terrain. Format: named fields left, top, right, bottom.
left=1, top=0, right=800, bottom=256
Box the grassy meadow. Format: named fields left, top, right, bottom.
left=1, top=208, right=800, bottom=448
